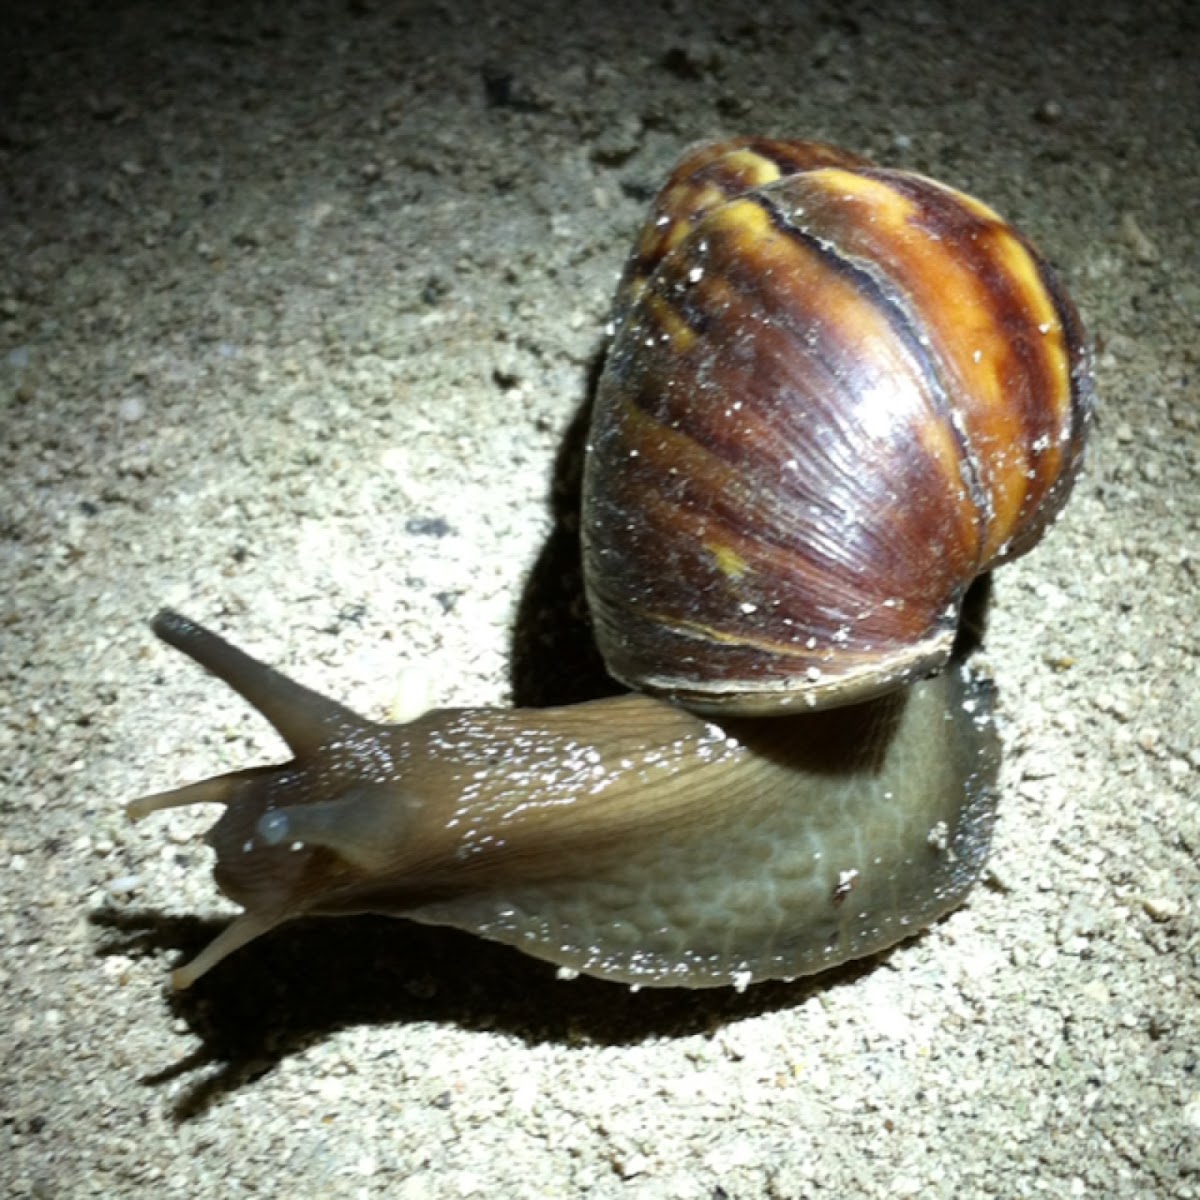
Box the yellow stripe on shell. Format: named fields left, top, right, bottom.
left=703, top=191, right=777, bottom=248
left=710, top=146, right=789, bottom=188
left=640, top=290, right=699, bottom=355
left=707, top=542, right=750, bottom=580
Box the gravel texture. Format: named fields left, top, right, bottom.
left=2, top=1, right=1198, bottom=1197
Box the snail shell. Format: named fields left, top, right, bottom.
left=585, top=137, right=1092, bottom=713
left=126, top=138, right=1093, bottom=990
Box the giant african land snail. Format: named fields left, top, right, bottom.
left=128, top=138, right=1093, bottom=991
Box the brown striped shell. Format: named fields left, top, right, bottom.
left=583, top=137, right=1094, bottom=714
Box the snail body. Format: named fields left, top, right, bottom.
left=131, top=613, right=999, bottom=990
left=129, top=138, right=1092, bottom=990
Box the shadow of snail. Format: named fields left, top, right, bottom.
left=127, top=137, right=1094, bottom=993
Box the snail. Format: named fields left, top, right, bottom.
left=128, top=137, right=1093, bottom=991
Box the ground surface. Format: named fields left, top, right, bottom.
left=2, top=1, right=1198, bottom=1197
